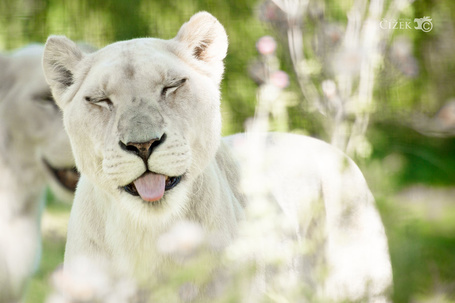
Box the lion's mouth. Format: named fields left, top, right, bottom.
left=43, top=159, right=80, bottom=192
left=123, top=172, right=182, bottom=202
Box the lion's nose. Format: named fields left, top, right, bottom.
left=119, top=134, right=166, bottom=163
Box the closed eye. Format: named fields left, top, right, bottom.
left=161, top=78, right=187, bottom=98
left=85, top=96, right=113, bottom=110
left=33, top=91, right=59, bottom=110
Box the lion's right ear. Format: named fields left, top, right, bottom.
left=43, top=35, right=83, bottom=107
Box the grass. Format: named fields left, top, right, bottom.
left=25, top=238, right=66, bottom=302
left=25, top=195, right=70, bottom=303
left=371, top=185, right=455, bottom=303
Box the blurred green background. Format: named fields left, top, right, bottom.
left=1, top=0, right=454, bottom=302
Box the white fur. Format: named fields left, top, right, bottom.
left=225, top=133, right=392, bottom=302
left=0, top=45, right=77, bottom=303
left=43, top=12, right=392, bottom=302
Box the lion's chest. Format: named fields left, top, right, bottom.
left=104, top=217, right=163, bottom=275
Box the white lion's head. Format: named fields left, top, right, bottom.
left=43, top=12, right=228, bottom=221
left=0, top=45, right=79, bottom=203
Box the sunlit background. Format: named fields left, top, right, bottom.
left=1, top=0, right=455, bottom=302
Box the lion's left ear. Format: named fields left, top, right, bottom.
left=174, top=12, right=228, bottom=81
left=42, top=35, right=84, bottom=108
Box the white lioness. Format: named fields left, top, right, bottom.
left=43, top=12, right=392, bottom=302
left=0, top=45, right=79, bottom=302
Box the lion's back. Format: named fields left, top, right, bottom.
left=223, top=132, right=393, bottom=301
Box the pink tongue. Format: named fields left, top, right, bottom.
left=133, top=172, right=166, bottom=202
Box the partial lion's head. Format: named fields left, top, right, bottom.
left=0, top=45, right=79, bottom=202
left=43, top=12, right=228, bottom=219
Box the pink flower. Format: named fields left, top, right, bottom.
left=270, top=70, right=289, bottom=88
left=256, top=36, right=277, bottom=55
left=258, top=1, right=286, bottom=25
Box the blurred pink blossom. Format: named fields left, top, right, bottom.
left=333, top=48, right=363, bottom=76
left=256, top=36, right=277, bottom=55
left=322, top=80, right=337, bottom=99
left=325, top=23, right=344, bottom=45
left=270, top=70, right=289, bottom=88
left=258, top=0, right=287, bottom=27
left=47, top=256, right=138, bottom=303
left=390, top=36, right=419, bottom=77
left=260, top=1, right=281, bottom=21
left=436, top=101, right=455, bottom=128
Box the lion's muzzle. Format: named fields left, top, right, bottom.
left=119, top=133, right=166, bottom=164
left=117, top=133, right=185, bottom=202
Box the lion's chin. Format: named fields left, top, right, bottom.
left=122, top=171, right=183, bottom=203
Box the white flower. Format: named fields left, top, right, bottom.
left=322, top=79, right=337, bottom=99
left=47, top=256, right=138, bottom=303
left=156, top=220, right=205, bottom=258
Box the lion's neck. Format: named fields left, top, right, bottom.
left=186, top=143, right=246, bottom=240
left=0, top=141, right=45, bottom=220
left=65, top=143, right=246, bottom=281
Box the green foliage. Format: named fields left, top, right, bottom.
left=369, top=124, right=455, bottom=186
left=1, top=0, right=454, bottom=302
left=378, top=196, right=455, bottom=303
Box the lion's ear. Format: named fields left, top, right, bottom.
left=43, top=35, right=83, bottom=108
left=174, top=12, right=228, bottom=67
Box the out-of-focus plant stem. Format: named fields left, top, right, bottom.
left=267, top=0, right=412, bottom=158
